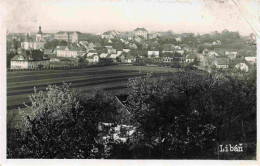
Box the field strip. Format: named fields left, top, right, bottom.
left=7, top=72, right=140, bottom=89
left=7, top=74, right=140, bottom=96
left=7, top=80, right=128, bottom=110
left=7, top=70, right=135, bottom=83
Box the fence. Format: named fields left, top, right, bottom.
left=7, top=63, right=119, bottom=72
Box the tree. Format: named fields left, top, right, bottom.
left=7, top=83, right=117, bottom=158
left=124, top=71, right=256, bottom=159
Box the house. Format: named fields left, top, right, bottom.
left=225, top=51, right=237, bottom=60
left=107, top=48, right=116, bottom=54
left=88, top=42, right=95, bottom=50
left=245, top=56, right=256, bottom=65
left=123, top=49, right=130, bottom=53
left=119, top=31, right=134, bottom=39
left=175, top=37, right=182, bottom=42
left=86, top=52, right=97, bottom=57
left=186, top=54, right=196, bottom=63
left=119, top=52, right=135, bottom=63
left=214, top=58, right=229, bottom=69
left=44, top=49, right=53, bottom=54
left=79, top=41, right=89, bottom=46
left=124, top=54, right=136, bottom=63
left=100, top=53, right=109, bottom=58
left=101, top=30, right=120, bottom=39
left=117, top=51, right=123, bottom=56
left=163, top=56, right=173, bottom=63
left=202, top=49, right=209, bottom=55
left=129, top=43, right=138, bottom=49
left=234, top=59, right=250, bottom=72
left=174, top=46, right=181, bottom=50
left=56, top=45, right=85, bottom=58
left=208, top=51, right=219, bottom=59
left=148, top=32, right=161, bottom=39
left=86, top=54, right=99, bottom=63
left=175, top=49, right=185, bottom=55
left=21, top=27, right=45, bottom=50
left=109, top=54, right=118, bottom=59
left=54, top=31, right=84, bottom=43
left=133, top=27, right=148, bottom=39
left=11, top=50, right=50, bottom=69
left=147, top=51, right=159, bottom=58
left=212, top=40, right=221, bottom=46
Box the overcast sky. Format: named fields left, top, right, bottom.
left=0, top=0, right=259, bottom=35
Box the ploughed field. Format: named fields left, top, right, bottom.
left=7, top=65, right=177, bottom=121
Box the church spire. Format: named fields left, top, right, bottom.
left=37, top=26, right=42, bottom=34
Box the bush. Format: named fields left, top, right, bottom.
left=7, top=83, right=117, bottom=158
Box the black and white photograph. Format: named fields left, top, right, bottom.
left=0, top=0, right=259, bottom=163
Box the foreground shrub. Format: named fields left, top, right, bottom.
left=7, top=83, right=116, bottom=158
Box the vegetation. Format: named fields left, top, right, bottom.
left=7, top=83, right=116, bottom=158
left=7, top=68, right=256, bottom=159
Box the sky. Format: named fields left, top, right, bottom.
left=0, top=0, right=259, bottom=35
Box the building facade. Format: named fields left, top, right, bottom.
left=56, top=46, right=85, bottom=58
left=21, top=26, right=45, bottom=50
left=55, top=31, right=84, bottom=43
left=11, top=50, right=50, bottom=69
left=133, top=28, right=148, bottom=39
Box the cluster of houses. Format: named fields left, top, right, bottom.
left=10, top=26, right=256, bottom=73
left=200, top=49, right=256, bottom=72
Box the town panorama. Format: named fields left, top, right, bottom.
left=6, top=26, right=256, bottom=159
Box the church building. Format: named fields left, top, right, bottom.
left=21, top=26, right=45, bottom=50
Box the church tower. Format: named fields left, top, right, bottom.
left=36, top=26, right=43, bottom=42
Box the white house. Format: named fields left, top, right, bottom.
left=107, top=48, right=116, bottom=54
left=101, top=30, right=120, bottom=39
left=109, top=54, right=118, bottom=59
left=148, top=51, right=159, bottom=58
left=133, top=28, right=148, bottom=39
left=245, top=57, right=256, bottom=65
left=175, top=37, right=182, bottom=42
left=100, top=53, right=109, bottom=58
left=11, top=50, right=50, bottom=69
left=117, top=51, right=123, bottom=56
left=86, top=52, right=96, bottom=57
left=86, top=54, right=99, bottom=63
left=175, top=49, right=185, bottom=55
left=56, top=46, right=85, bottom=58
left=235, top=62, right=249, bottom=72
left=123, top=49, right=130, bottom=53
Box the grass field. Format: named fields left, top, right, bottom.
left=7, top=64, right=177, bottom=124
